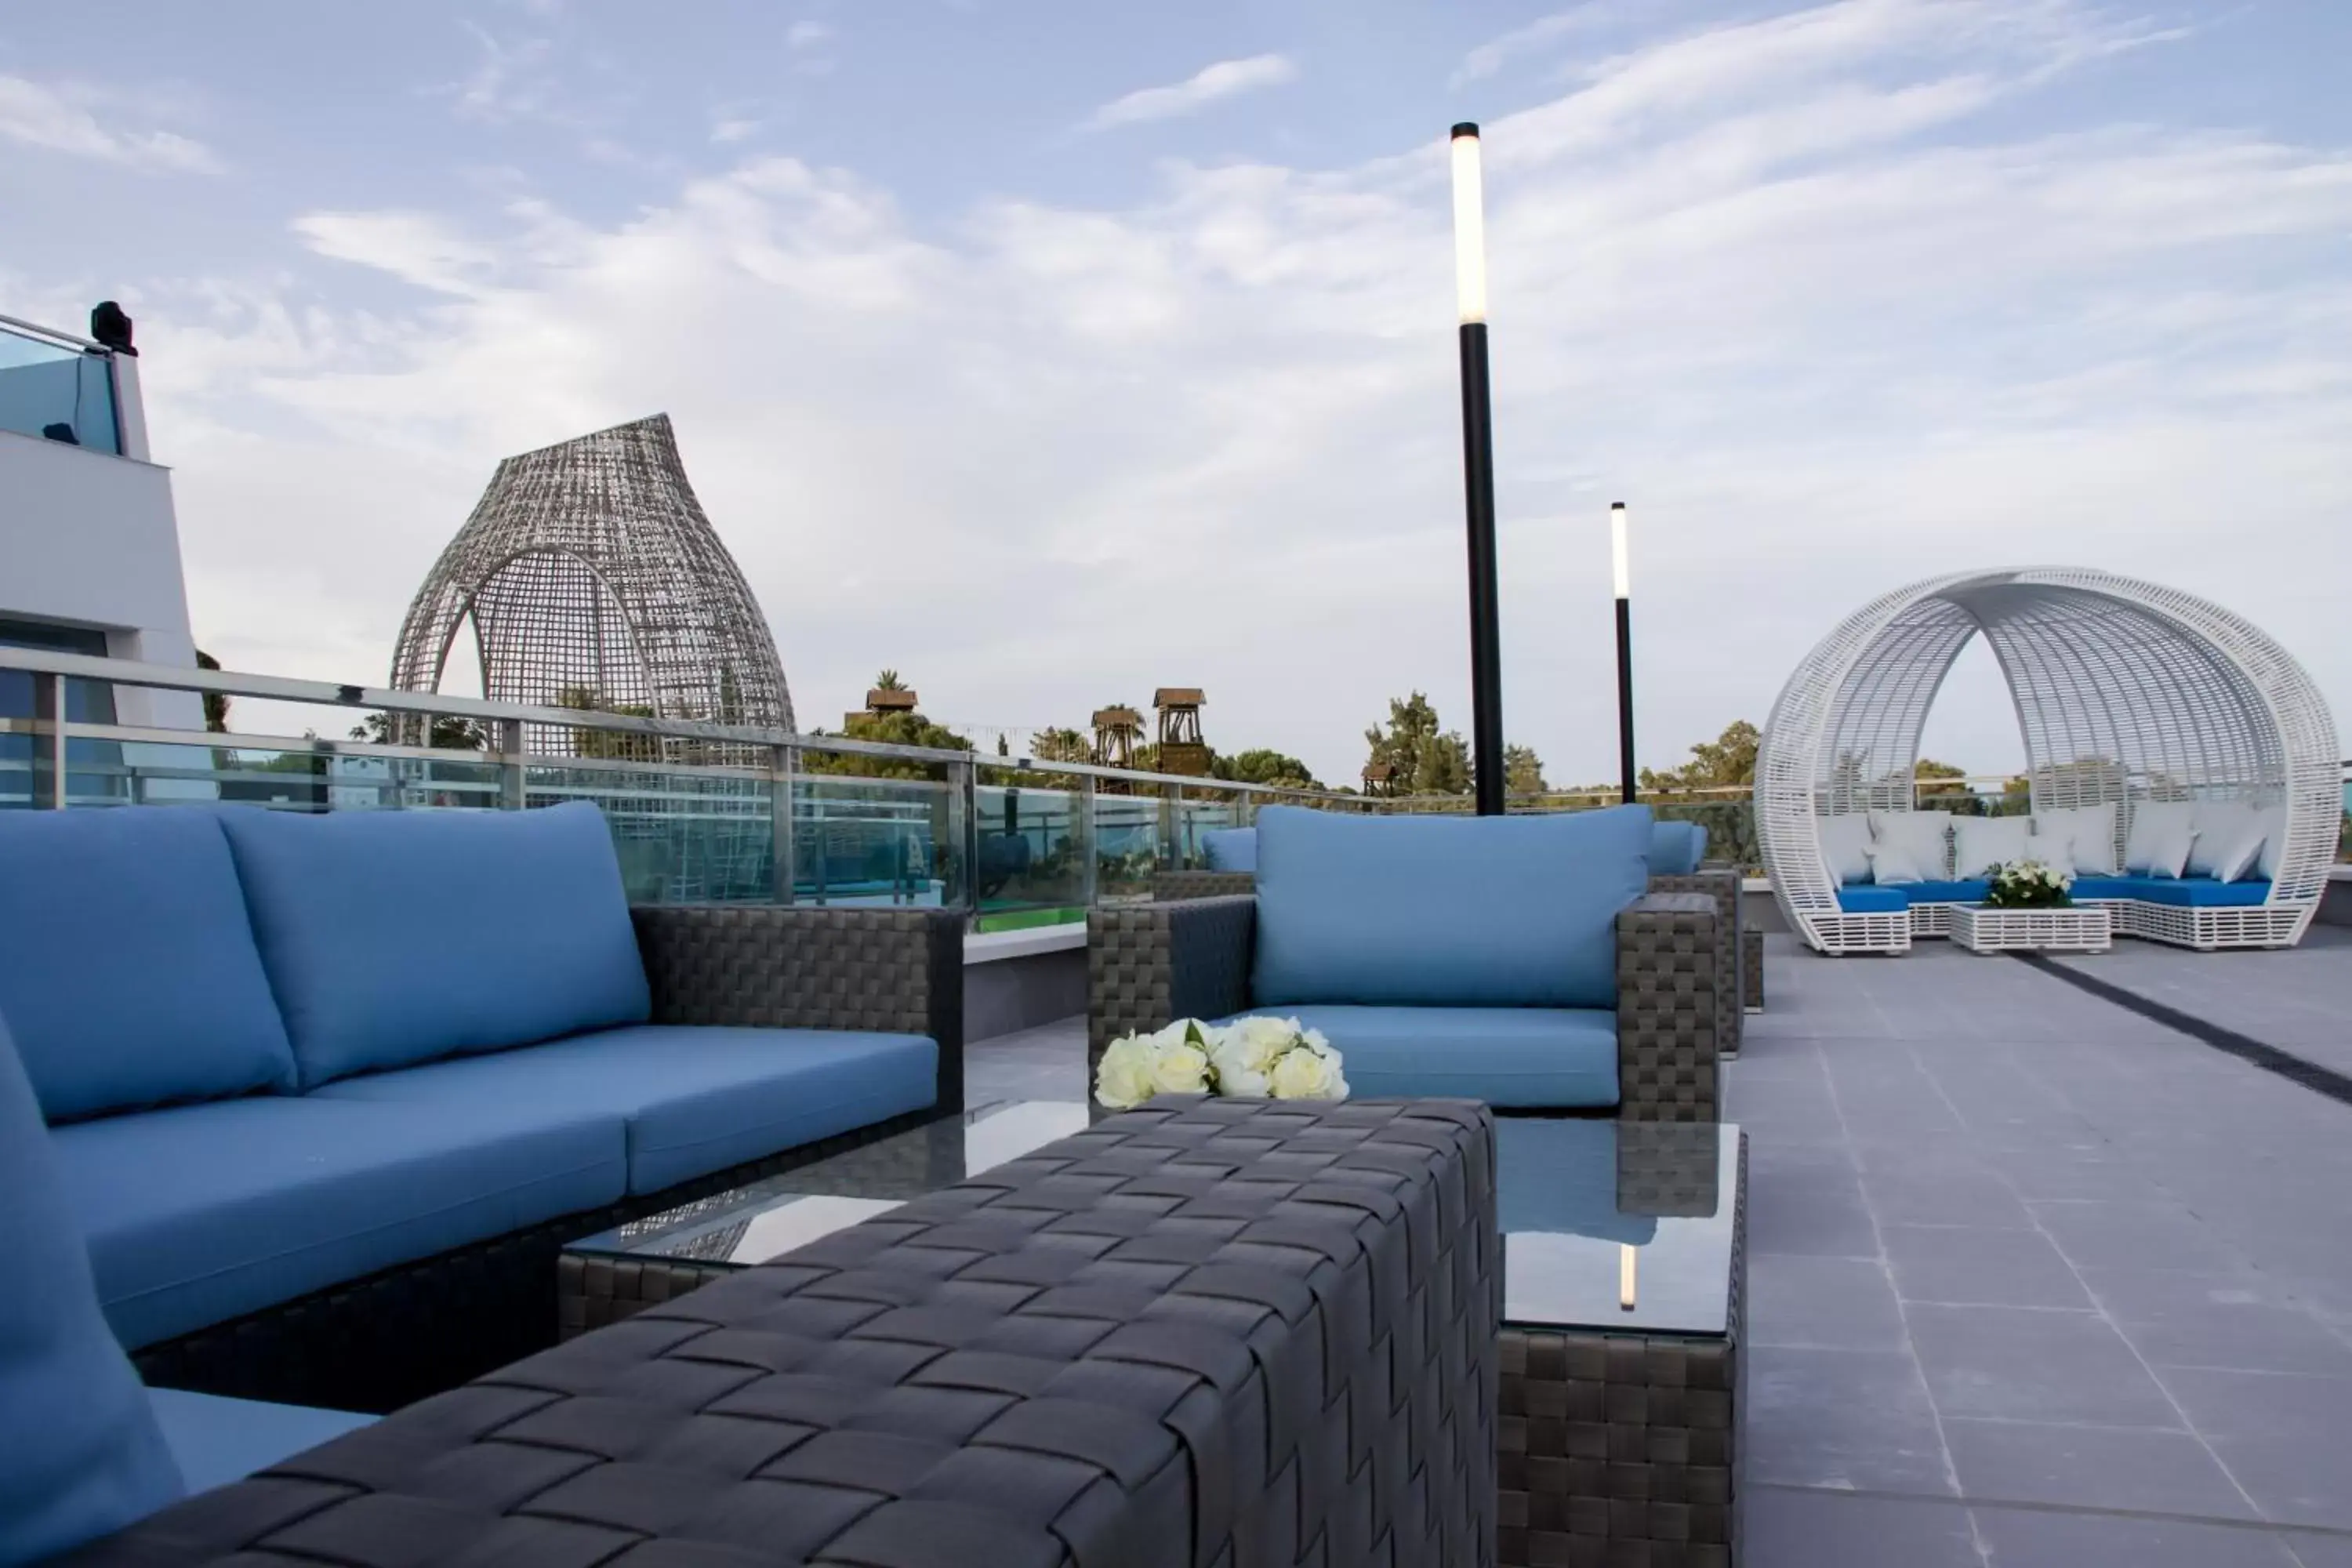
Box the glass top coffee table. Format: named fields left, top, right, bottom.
left=1494, top=1116, right=1747, bottom=1568
left=557, top=1103, right=1744, bottom=1567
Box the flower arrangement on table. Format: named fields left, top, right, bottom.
left=1982, top=858, right=2073, bottom=909
left=1094, top=1015, right=1348, bottom=1110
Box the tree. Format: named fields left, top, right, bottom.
left=347, top=711, right=488, bottom=750
left=1640, top=720, right=1759, bottom=793
left=873, top=669, right=906, bottom=692
left=805, top=705, right=973, bottom=780
left=553, top=686, right=658, bottom=761
left=1364, top=693, right=1471, bottom=796
left=1031, top=727, right=1093, bottom=764
left=1214, top=748, right=1322, bottom=792
left=1504, top=744, right=1547, bottom=797
left=194, top=649, right=230, bottom=732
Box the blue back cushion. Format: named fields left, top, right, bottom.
left=218, top=802, right=652, bottom=1087
left=1203, top=827, right=1258, bottom=873
left=1251, top=804, right=1653, bottom=1009
left=0, top=1013, right=185, bottom=1561
left=1650, top=820, right=1707, bottom=876
left=0, top=808, right=295, bottom=1121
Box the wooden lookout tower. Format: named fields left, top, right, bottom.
left=846, top=685, right=919, bottom=727
left=1091, top=706, right=1142, bottom=775
left=1361, top=760, right=1399, bottom=799
left=1153, top=688, right=1211, bottom=777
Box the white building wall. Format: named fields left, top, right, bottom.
left=0, top=422, right=206, bottom=731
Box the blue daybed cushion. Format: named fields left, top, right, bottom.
left=145, top=1389, right=373, bottom=1497
left=1252, top=804, right=1652, bottom=1009
left=1836, top=886, right=1908, bottom=913
left=1649, top=820, right=1707, bottom=876
left=52, top=1094, right=628, bottom=1348
left=1215, top=1005, right=1620, bottom=1109
left=0, top=808, right=296, bottom=1122
left=218, top=800, right=652, bottom=1087
left=315, top=1025, right=939, bottom=1195
left=1900, top=880, right=1991, bottom=905
left=1203, top=826, right=1258, bottom=873
left=0, top=1013, right=185, bottom=1563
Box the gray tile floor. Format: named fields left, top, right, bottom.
left=962, top=925, right=2352, bottom=1565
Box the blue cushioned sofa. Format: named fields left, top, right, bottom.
left=1150, top=814, right=1748, bottom=1057
left=0, top=802, right=963, bottom=1414
left=1094, top=805, right=1724, bottom=1119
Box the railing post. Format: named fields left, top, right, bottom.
left=1163, top=781, right=1183, bottom=868
left=1077, top=773, right=1098, bottom=909
left=35, top=671, right=67, bottom=809
left=949, top=759, right=981, bottom=924
left=773, top=745, right=798, bottom=906
left=497, top=717, right=524, bottom=810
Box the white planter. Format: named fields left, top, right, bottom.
left=1950, top=903, right=2112, bottom=954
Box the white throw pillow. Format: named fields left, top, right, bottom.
left=1866, top=839, right=1928, bottom=885
left=2032, top=804, right=2119, bottom=877
left=1820, top=814, right=1875, bottom=884
left=2034, top=831, right=2078, bottom=880
left=2188, top=800, right=2267, bottom=883
left=1867, top=809, right=1954, bottom=881
left=2123, top=800, right=2198, bottom=879
left=1953, top=815, right=2034, bottom=880
left=2256, top=806, right=2288, bottom=880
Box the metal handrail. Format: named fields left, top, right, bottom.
left=0, top=310, right=107, bottom=354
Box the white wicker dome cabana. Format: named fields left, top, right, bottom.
left=1758, top=568, right=2338, bottom=954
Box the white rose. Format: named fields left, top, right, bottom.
left=1150, top=1037, right=1212, bottom=1095
left=1094, top=1036, right=1157, bottom=1110
left=1208, top=1036, right=1272, bottom=1098
left=1269, top=1044, right=1348, bottom=1101
left=1222, top=1015, right=1298, bottom=1073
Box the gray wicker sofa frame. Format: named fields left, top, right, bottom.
left=1152, top=864, right=1750, bottom=1057
left=1094, top=893, right=1724, bottom=1121
left=131, top=905, right=965, bottom=1416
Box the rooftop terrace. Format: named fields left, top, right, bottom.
left=972, top=928, right=2352, bottom=1566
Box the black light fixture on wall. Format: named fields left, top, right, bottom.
left=1450, top=122, right=1505, bottom=817
left=1612, top=501, right=1636, bottom=804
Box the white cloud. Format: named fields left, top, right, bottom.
left=710, top=117, right=760, bottom=144
left=1453, top=5, right=1617, bottom=87
left=114, top=0, right=2352, bottom=788
left=1082, top=53, right=1298, bottom=132
left=0, top=74, right=221, bottom=173
left=787, top=20, right=832, bottom=49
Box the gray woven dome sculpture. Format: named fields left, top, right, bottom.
left=389, top=414, right=793, bottom=760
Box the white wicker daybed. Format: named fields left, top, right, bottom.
left=1757, top=568, right=2338, bottom=955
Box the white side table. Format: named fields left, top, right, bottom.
left=1949, top=903, right=2112, bottom=954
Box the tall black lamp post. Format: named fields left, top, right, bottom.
left=1612, top=501, right=1636, bottom=804
left=1452, top=122, right=1505, bottom=817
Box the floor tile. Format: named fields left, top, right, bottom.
left=1862, top=1167, right=2035, bottom=1229
left=1745, top=1488, right=1983, bottom=1568
left=1747, top=1189, right=1880, bottom=1260
left=1748, top=1254, right=1909, bottom=1352
left=1747, top=1345, right=1956, bottom=1494
left=1942, top=1417, right=2253, bottom=1519
left=2155, top=1368, right=2352, bottom=1444
left=1907, top=1303, right=2182, bottom=1427
left=1972, top=1504, right=2300, bottom=1567
left=2199, top=1436, right=2352, bottom=1530
left=1884, top=1225, right=2093, bottom=1309
left=2030, top=1199, right=2250, bottom=1273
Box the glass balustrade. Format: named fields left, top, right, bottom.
left=0, top=321, right=120, bottom=453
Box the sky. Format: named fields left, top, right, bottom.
left=3, top=0, right=2347, bottom=789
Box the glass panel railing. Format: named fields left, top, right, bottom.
left=973, top=780, right=1085, bottom=927
left=532, top=763, right=775, bottom=905
left=0, top=326, right=118, bottom=452
left=790, top=773, right=953, bottom=910
left=1092, top=789, right=1165, bottom=903
left=1174, top=795, right=1241, bottom=869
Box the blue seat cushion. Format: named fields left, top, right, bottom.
left=51, top=1095, right=628, bottom=1348
left=2133, top=877, right=2272, bottom=908
left=0, top=1014, right=186, bottom=1563
left=1495, top=1120, right=1655, bottom=1246
left=1900, top=880, right=1991, bottom=904
left=218, top=801, right=652, bottom=1087
left=1649, top=820, right=1705, bottom=877
left=0, top=808, right=295, bottom=1121
left=1835, top=886, right=1909, bottom=913
left=314, top=1025, right=939, bottom=1195
left=1252, top=804, right=1652, bottom=1010
left=1203, top=827, right=1258, bottom=873
left=146, top=1389, right=373, bottom=1497
left=2068, top=876, right=2146, bottom=901
left=1219, top=1006, right=1619, bottom=1109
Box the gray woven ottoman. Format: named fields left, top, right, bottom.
left=1497, top=1118, right=1747, bottom=1568
left=70, top=1098, right=1499, bottom=1568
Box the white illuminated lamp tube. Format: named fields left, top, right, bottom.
left=1620, top=1243, right=1638, bottom=1312
left=1452, top=121, right=1505, bottom=815
left=1610, top=500, right=1631, bottom=602
left=1451, top=125, right=1487, bottom=325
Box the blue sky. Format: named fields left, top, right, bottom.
left=3, top=1, right=2348, bottom=785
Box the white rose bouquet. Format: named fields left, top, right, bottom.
left=1984, top=858, right=2073, bottom=909
left=1095, top=1015, right=1348, bottom=1110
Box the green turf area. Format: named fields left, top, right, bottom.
left=975, top=906, right=1086, bottom=933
